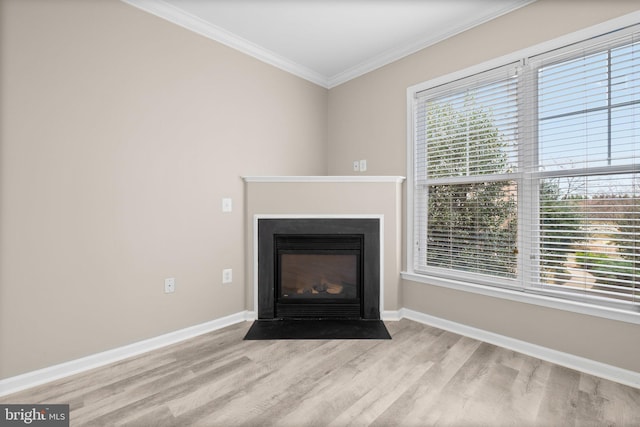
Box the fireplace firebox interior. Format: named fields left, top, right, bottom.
left=279, top=253, right=358, bottom=299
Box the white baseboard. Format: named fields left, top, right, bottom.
left=381, top=310, right=402, bottom=321
left=0, top=311, right=249, bottom=397
left=400, top=308, right=640, bottom=390
left=3, top=308, right=638, bottom=397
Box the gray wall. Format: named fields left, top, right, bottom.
left=326, top=0, right=640, bottom=373
left=0, top=0, right=327, bottom=379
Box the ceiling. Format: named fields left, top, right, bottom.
left=123, top=0, right=535, bottom=88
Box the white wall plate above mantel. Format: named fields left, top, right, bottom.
left=242, top=176, right=406, bottom=183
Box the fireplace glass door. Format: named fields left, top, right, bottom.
left=275, top=235, right=363, bottom=318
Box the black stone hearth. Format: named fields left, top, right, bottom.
left=244, top=319, right=391, bottom=340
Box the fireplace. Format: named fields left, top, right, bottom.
left=258, top=218, right=380, bottom=320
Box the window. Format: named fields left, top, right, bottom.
left=408, top=23, right=640, bottom=315
left=414, top=63, right=520, bottom=286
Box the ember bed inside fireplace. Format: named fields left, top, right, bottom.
left=257, top=218, right=380, bottom=320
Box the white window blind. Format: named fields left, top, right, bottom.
left=529, top=28, right=640, bottom=307
left=414, top=63, right=520, bottom=282
left=411, top=23, right=640, bottom=311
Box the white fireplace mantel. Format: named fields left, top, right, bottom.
left=244, top=175, right=405, bottom=319
left=242, top=176, right=405, bottom=183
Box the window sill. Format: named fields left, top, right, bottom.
left=400, top=271, right=640, bottom=325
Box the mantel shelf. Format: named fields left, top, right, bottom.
left=242, top=176, right=405, bottom=183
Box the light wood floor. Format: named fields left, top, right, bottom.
left=2, top=319, right=639, bottom=426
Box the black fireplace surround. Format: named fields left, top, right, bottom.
left=258, top=218, right=380, bottom=320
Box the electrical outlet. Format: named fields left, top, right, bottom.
left=222, top=268, right=233, bottom=284
left=164, top=277, right=175, bottom=293
left=359, top=159, right=367, bottom=172
left=353, top=160, right=360, bottom=172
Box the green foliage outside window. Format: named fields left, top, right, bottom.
left=424, top=98, right=517, bottom=277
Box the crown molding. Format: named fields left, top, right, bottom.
left=121, top=0, right=329, bottom=88
left=327, top=0, right=536, bottom=88
left=122, top=0, right=535, bottom=89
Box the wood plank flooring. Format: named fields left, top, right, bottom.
left=2, top=319, right=639, bottom=426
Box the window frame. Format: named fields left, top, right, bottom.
left=404, top=11, right=640, bottom=325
